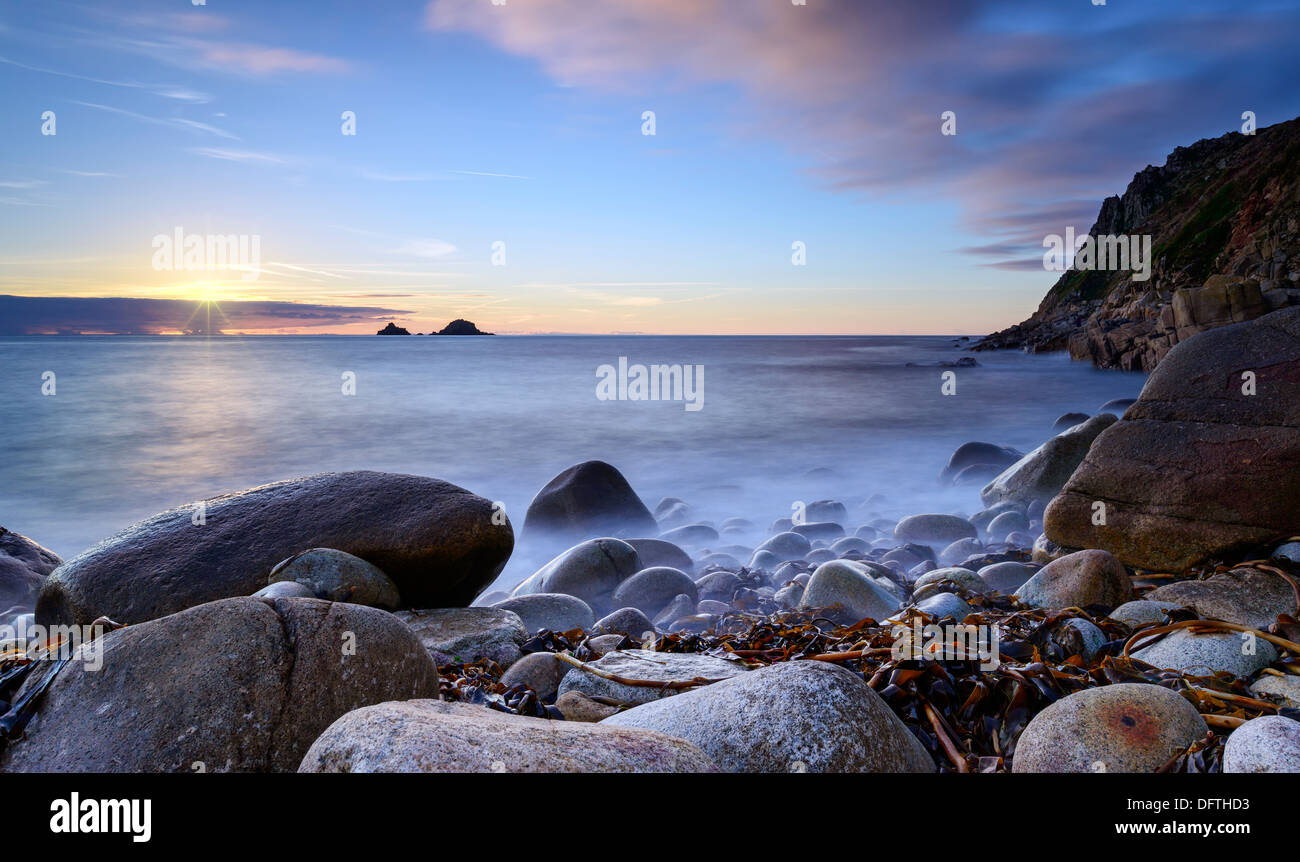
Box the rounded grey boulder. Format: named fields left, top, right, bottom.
left=1, top=597, right=440, bottom=772
left=894, top=514, right=977, bottom=546
left=36, top=471, right=513, bottom=627
left=602, top=661, right=934, bottom=773
left=510, top=538, right=641, bottom=616
left=611, top=566, right=698, bottom=616
left=1014, top=549, right=1130, bottom=610
left=268, top=547, right=401, bottom=609
left=300, top=700, right=716, bottom=772
left=798, top=560, right=900, bottom=624
left=1222, top=715, right=1300, bottom=773
left=1013, top=683, right=1208, bottom=773
left=522, top=460, right=657, bottom=543
left=493, top=593, right=595, bottom=635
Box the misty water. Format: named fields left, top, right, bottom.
left=0, top=335, right=1146, bottom=590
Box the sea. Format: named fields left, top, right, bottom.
left=0, top=335, right=1146, bottom=588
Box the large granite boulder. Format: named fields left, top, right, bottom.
left=0, top=597, right=440, bottom=772
left=1013, top=683, right=1209, bottom=773
left=36, top=472, right=513, bottom=626
left=603, top=661, right=934, bottom=773
left=522, top=461, right=657, bottom=544
left=0, top=527, right=61, bottom=626
left=298, top=700, right=715, bottom=772
left=1046, top=307, right=1300, bottom=571
left=981, top=414, right=1117, bottom=508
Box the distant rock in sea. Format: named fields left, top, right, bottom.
left=377, top=322, right=410, bottom=335
left=436, top=319, right=493, bottom=336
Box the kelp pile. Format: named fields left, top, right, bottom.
left=439, top=559, right=1300, bottom=773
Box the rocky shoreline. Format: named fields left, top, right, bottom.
left=3, top=308, right=1300, bottom=772
left=975, top=117, right=1300, bottom=372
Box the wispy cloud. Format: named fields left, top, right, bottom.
left=188, top=147, right=287, bottom=165
left=0, top=55, right=210, bottom=102
left=449, top=169, right=532, bottom=180
left=393, top=239, right=458, bottom=259
left=73, top=101, right=237, bottom=139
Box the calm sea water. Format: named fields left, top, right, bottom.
left=0, top=335, right=1146, bottom=586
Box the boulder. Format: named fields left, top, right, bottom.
left=1145, top=567, right=1296, bottom=629
left=938, top=538, right=982, bottom=566
left=393, top=607, right=529, bottom=668
left=659, top=524, right=720, bottom=547
left=555, top=690, right=622, bottom=722
left=1251, top=674, right=1300, bottom=709
left=695, top=571, right=741, bottom=603
left=894, top=514, right=977, bottom=546
left=1222, top=715, right=1300, bottom=773
left=757, top=531, right=813, bottom=561
left=493, top=593, right=595, bottom=634
left=798, top=560, right=900, bottom=623
left=977, top=561, right=1035, bottom=594
left=1052, top=412, right=1091, bottom=433
left=509, top=538, right=641, bottom=615
left=36, top=472, right=512, bottom=627
left=1108, top=600, right=1181, bottom=630
left=521, top=461, right=657, bottom=543
left=1012, top=683, right=1209, bottom=773
left=0, top=527, right=61, bottom=625
left=610, top=566, right=698, bottom=616
left=252, top=581, right=316, bottom=600
left=623, top=538, right=694, bottom=575
left=267, top=548, right=401, bottom=609
left=939, top=442, right=1023, bottom=484
left=555, top=648, right=749, bottom=707
left=1046, top=308, right=1300, bottom=571
left=652, top=594, right=697, bottom=628
left=790, top=521, right=845, bottom=542
left=299, top=700, right=715, bottom=772
left=602, top=661, right=934, bottom=773
left=1014, top=549, right=1130, bottom=610
left=592, top=606, right=655, bottom=639
left=1, top=597, right=439, bottom=772
left=1132, top=628, right=1277, bottom=678
left=913, top=566, right=990, bottom=595
left=981, top=414, right=1117, bottom=508
left=499, top=652, right=570, bottom=701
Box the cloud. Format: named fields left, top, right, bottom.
left=0, top=295, right=409, bottom=335
left=189, top=147, right=287, bottom=165
left=0, top=55, right=211, bottom=102
left=194, top=44, right=352, bottom=76
left=392, top=239, right=457, bottom=258
left=72, top=101, right=238, bottom=139
left=427, top=0, right=1300, bottom=268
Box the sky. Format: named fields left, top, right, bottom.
left=1, top=0, right=1298, bottom=335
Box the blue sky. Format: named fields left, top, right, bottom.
left=1, top=0, right=1298, bottom=334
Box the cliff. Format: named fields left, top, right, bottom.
left=976, top=116, right=1300, bottom=371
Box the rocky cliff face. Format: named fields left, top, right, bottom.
left=977, top=117, right=1300, bottom=371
